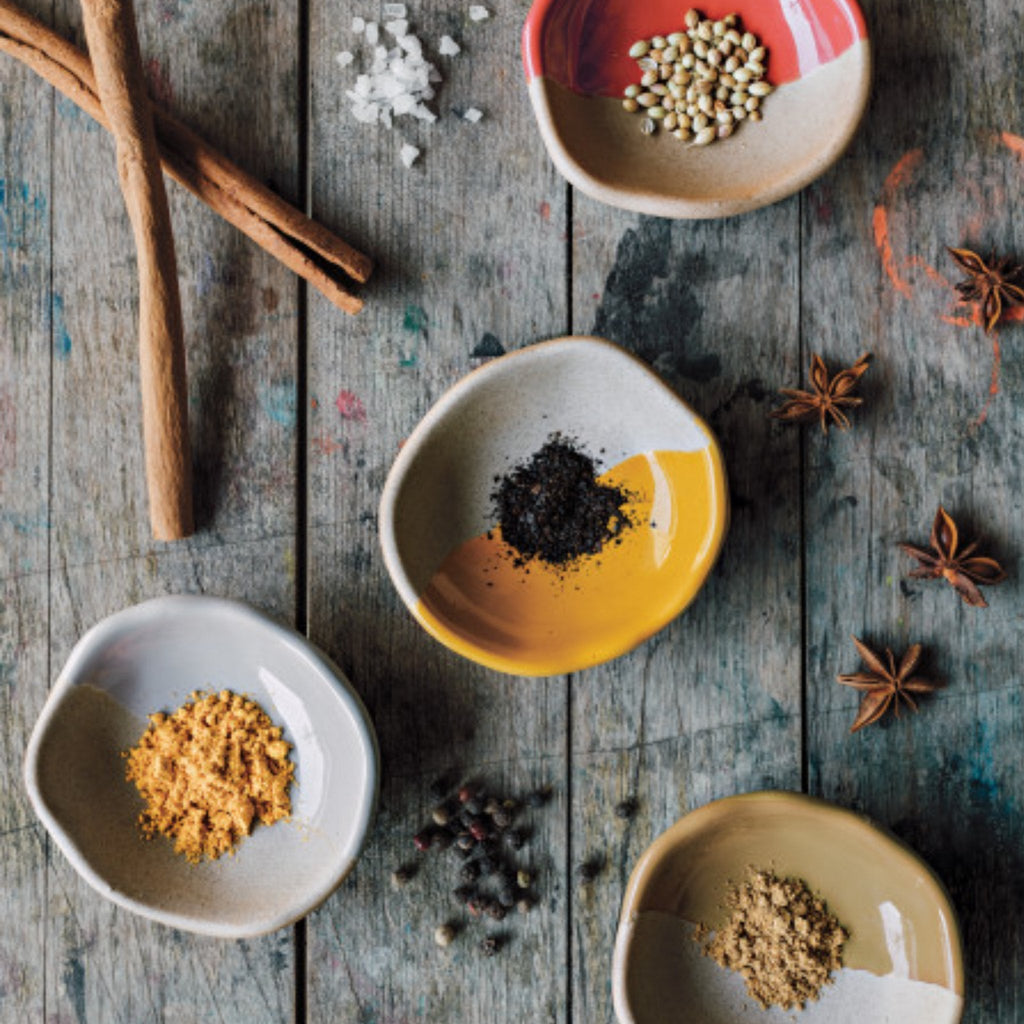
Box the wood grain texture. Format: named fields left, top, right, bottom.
left=804, top=2, right=1024, bottom=1022
left=305, top=3, right=570, bottom=1021
left=38, top=0, right=302, bottom=1016
left=0, top=27, right=51, bottom=1020
left=3, top=0, right=1024, bottom=1020
left=567, top=197, right=805, bottom=1021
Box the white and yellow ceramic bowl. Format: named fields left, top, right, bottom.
left=613, top=791, right=964, bottom=1024
left=379, top=336, right=728, bottom=677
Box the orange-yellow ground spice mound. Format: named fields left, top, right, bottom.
left=124, top=689, right=295, bottom=864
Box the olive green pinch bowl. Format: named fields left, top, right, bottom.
left=23, top=595, right=379, bottom=938
left=612, top=791, right=964, bottom=1024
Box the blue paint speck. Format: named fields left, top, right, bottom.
left=259, top=381, right=297, bottom=428
left=53, top=293, right=72, bottom=360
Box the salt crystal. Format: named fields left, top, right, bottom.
left=384, top=18, right=408, bottom=37
left=439, top=35, right=460, bottom=56
left=412, top=103, right=437, bottom=122
left=364, top=20, right=379, bottom=44
left=383, top=2, right=407, bottom=16
left=463, top=106, right=483, bottom=122
left=398, top=34, right=422, bottom=56
left=351, top=15, right=365, bottom=32
left=400, top=143, right=420, bottom=168
left=468, top=5, right=489, bottom=21
left=335, top=50, right=355, bottom=67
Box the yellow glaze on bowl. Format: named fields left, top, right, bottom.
left=414, top=448, right=725, bottom=676
left=378, top=336, right=730, bottom=677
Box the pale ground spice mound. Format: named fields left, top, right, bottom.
left=702, top=869, right=848, bottom=1010
left=124, top=689, right=295, bottom=864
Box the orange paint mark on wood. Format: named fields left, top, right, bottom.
left=906, top=254, right=950, bottom=289
left=940, top=314, right=974, bottom=328
left=972, top=336, right=1002, bottom=429
left=311, top=433, right=343, bottom=455
left=1000, top=131, right=1024, bottom=159
left=872, top=205, right=912, bottom=298
left=883, top=148, right=924, bottom=193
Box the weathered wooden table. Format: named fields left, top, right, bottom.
left=2, top=0, right=1022, bottom=1020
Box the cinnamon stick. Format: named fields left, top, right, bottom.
left=0, top=0, right=372, bottom=313
left=80, top=0, right=192, bottom=541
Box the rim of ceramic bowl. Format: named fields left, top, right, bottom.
left=521, top=0, right=872, bottom=219
left=378, top=335, right=729, bottom=677
left=610, top=790, right=965, bottom=1022
left=23, top=594, right=380, bottom=939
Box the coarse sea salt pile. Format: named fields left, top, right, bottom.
left=336, top=4, right=490, bottom=168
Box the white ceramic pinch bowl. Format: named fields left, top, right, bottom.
left=24, top=595, right=379, bottom=938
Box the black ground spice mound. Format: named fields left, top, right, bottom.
left=491, top=435, right=635, bottom=568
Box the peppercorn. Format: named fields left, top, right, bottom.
left=614, top=796, right=639, bottom=820
left=469, top=820, right=490, bottom=842
left=481, top=936, right=501, bottom=957
left=484, top=797, right=501, bottom=816
left=413, top=829, right=433, bottom=852
left=433, top=829, right=452, bottom=850
left=390, top=865, right=416, bottom=889
left=464, top=796, right=484, bottom=816
left=467, top=898, right=483, bottom=917
left=476, top=853, right=498, bottom=876
left=578, top=855, right=603, bottom=884
left=459, top=861, right=481, bottom=885
left=452, top=884, right=476, bottom=903
left=516, top=895, right=534, bottom=915
left=525, top=788, right=550, bottom=809
left=490, top=808, right=512, bottom=830
left=497, top=883, right=515, bottom=909
left=457, top=784, right=475, bottom=803
left=506, top=828, right=527, bottom=851
left=485, top=900, right=507, bottom=921
left=481, top=837, right=501, bottom=858
left=434, top=923, right=456, bottom=948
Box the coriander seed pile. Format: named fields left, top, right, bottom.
left=622, top=9, right=771, bottom=146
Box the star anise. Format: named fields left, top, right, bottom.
left=837, top=636, right=938, bottom=733
left=947, top=246, right=1024, bottom=334
left=769, top=352, right=871, bottom=434
left=899, top=506, right=1007, bottom=608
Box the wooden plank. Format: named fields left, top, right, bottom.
left=305, top=3, right=570, bottom=1020
left=39, top=0, right=302, bottom=1017
left=0, top=21, right=52, bottom=1019
left=567, top=196, right=805, bottom=1020
left=806, top=2, right=1024, bottom=1021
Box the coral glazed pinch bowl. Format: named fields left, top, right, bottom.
left=378, top=336, right=729, bottom=677
left=522, top=0, right=871, bottom=218
left=612, top=791, right=964, bottom=1024
left=23, top=595, right=379, bottom=939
